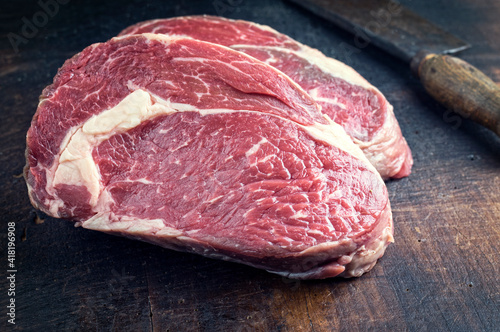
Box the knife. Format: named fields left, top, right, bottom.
left=288, top=0, right=500, bottom=137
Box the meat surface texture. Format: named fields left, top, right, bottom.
left=119, top=15, right=413, bottom=179
left=25, top=34, right=393, bottom=279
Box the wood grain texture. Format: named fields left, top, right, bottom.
left=414, top=52, right=500, bottom=137
left=0, top=0, right=499, bottom=331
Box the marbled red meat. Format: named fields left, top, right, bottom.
left=120, top=15, right=413, bottom=179
left=25, top=34, right=393, bottom=279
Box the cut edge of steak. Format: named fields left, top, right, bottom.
left=81, top=200, right=393, bottom=279
left=25, top=34, right=393, bottom=279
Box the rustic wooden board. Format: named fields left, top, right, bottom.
left=1, top=0, right=499, bottom=331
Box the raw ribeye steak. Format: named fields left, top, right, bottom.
left=119, top=15, right=413, bottom=179
left=25, top=34, right=393, bottom=279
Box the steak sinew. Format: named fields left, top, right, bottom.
left=119, top=15, right=413, bottom=179
left=25, top=34, right=393, bottom=279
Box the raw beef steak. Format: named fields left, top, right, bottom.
left=119, top=16, right=413, bottom=179
left=25, top=34, right=393, bottom=279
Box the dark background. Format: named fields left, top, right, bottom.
left=1, top=0, right=499, bottom=331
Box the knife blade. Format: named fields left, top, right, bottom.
left=288, top=0, right=500, bottom=138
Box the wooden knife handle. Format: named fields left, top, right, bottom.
left=411, top=51, right=500, bottom=137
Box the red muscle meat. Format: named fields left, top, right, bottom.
left=120, top=15, right=413, bottom=179
left=25, top=34, right=393, bottom=279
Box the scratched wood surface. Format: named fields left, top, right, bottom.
left=1, top=0, right=499, bottom=331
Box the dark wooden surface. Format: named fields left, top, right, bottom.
left=1, top=0, right=499, bottom=331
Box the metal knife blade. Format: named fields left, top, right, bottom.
left=288, top=0, right=470, bottom=63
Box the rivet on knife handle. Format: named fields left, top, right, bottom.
left=411, top=51, right=500, bottom=137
